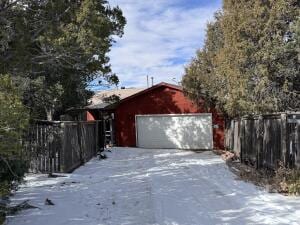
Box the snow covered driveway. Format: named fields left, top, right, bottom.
left=7, top=148, right=300, bottom=225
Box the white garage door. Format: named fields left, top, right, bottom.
left=136, top=114, right=213, bottom=150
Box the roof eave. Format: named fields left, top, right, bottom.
left=117, top=82, right=182, bottom=104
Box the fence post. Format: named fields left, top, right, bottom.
left=59, top=122, right=65, bottom=173
left=99, top=120, right=105, bottom=151
left=95, top=121, right=99, bottom=154
left=295, top=123, right=300, bottom=169
left=281, top=113, right=288, bottom=167
left=76, top=122, right=84, bottom=164
left=228, top=120, right=235, bottom=150
left=256, top=115, right=264, bottom=169
left=231, top=119, right=239, bottom=156
left=240, top=119, right=244, bottom=163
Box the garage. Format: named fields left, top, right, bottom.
left=136, top=114, right=213, bottom=150
left=112, top=82, right=224, bottom=149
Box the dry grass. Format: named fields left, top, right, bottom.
left=219, top=151, right=300, bottom=196
left=274, top=164, right=300, bottom=195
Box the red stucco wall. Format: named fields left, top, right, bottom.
left=114, top=86, right=225, bottom=149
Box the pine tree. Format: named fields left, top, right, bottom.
left=183, top=0, right=300, bottom=117
left=0, top=0, right=126, bottom=120
left=0, top=74, right=29, bottom=197
left=182, top=12, right=224, bottom=111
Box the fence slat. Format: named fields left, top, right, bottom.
left=296, top=124, right=300, bottom=168
left=24, top=120, right=107, bottom=173
left=226, top=113, right=300, bottom=170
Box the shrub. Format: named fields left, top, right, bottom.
left=0, top=74, right=29, bottom=223
left=274, top=164, right=300, bottom=195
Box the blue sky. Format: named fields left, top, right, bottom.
left=97, top=0, right=222, bottom=89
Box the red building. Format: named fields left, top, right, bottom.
left=112, top=83, right=224, bottom=149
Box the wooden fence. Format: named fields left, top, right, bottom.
left=24, top=120, right=106, bottom=173
left=225, top=113, right=300, bottom=170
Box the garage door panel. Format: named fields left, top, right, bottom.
left=136, top=114, right=213, bottom=149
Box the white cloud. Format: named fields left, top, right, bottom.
left=107, top=0, right=221, bottom=88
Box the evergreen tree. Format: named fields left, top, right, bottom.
left=0, top=0, right=126, bottom=205
left=0, top=0, right=126, bottom=120
left=182, top=12, right=224, bottom=111
left=0, top=74, right=29, bottom=197
left=183, top=0, right=300, bottom=117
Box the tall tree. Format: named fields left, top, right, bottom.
left=0, top=74, right=29, bottom=197
left=254, top=0, right=300, bottom=111
left=0, top=0, right=126, bottom=120
left=183, top=12, right=224, bottom=111
left=183, top=0, right=300, bottom=117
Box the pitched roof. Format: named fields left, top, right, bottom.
left=86, top=82, right=182, bottom=110
left=118, top=82, right=182, bottom=104
left=86, top=88, right=145, bottom=109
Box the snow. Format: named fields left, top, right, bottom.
left=6, top=148, right=300, bottom=225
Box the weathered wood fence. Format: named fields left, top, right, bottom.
left=225, top=113, right=300, bottom=169
left=24, top=120, right=106, bottom=173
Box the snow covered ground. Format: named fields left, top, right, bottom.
left=6, top=148, right=300, bottom=225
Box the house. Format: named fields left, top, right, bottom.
left=87, top=82, right=224, bottom=150
left=86, top=87, right=145, bottom=121
left=63, top=88, right=143, bottom=121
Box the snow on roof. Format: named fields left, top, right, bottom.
left=87, top=88, right=145, bottom=109
left=86, top=83, right=182, bottom=109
